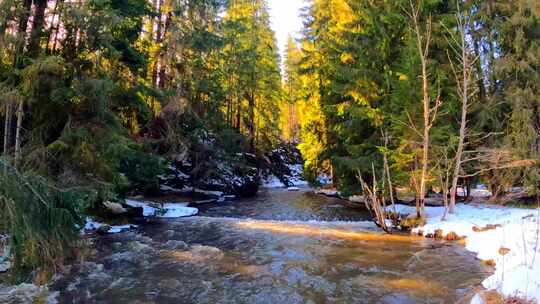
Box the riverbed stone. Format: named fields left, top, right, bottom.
left=190, top=245, right=224, bottom=261
left=164, top=230, right=176, bottom=238
left=164, top=240, right=189, bottom=250
left=158, top=278, right=182, bottom=291
left=0, top=283, right=50, bottom=304
left=128, top=241, right=153, bottom=253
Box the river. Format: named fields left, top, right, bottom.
left=51, top=188, right=491, bottom=303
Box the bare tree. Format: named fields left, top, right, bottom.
left=446, top=5, right=476, bottom=214
left=358, top=164, right=391, bottom=233
left=408, top=0, right=442, bottom=216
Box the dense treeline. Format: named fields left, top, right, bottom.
left=1, top=0, right=539, bottom=278
left=0, top=0, right=283, bottom=275
left=286, top=0, right=539, bottom=216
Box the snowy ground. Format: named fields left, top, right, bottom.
left=393, top=203, right=540, bottom=302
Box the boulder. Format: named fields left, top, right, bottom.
left=103, top=201, right=127, bottom=214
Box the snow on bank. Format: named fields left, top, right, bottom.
left=394, top=203, right=540, bottom=302
left=262, top=163, right=309, bottom=188
left=262, top=175, right=285, bottom=188
left=84, top=218, right=137, bottom=234
left=159, top=185, right=225, bottom=198
left=84, top=200, right=199, bottom=234
left=125, top=199, right=159, bottom=216
left=261, top=174, right=308, bottom=188
left=159, top=203, right=198, bottom=218
left=125, top=199, right=198, bottom=218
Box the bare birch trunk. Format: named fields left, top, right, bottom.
left=411, top=1, right=431, bottom=216
left=449, top=9, right=472, bottom=214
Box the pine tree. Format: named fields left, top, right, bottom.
left=222, top=0, right=282, bottom=152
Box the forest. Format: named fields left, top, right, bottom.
left=0, top=0, right=539, bottom=303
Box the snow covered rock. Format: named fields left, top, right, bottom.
left=84, top=218, right=137, bottom=234
left=124, top=200, right=198, bottom=218
left=158, top=203, right=198, bottom=218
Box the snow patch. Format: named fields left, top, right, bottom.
left=262, top=175, right=285, bottom=188
left=158, top=203, right=198, bottom=218
left=83, top=218, right=137, bottom=234
left=125, top=199, right=160, bottom=217
left=125, top=200, right=198, bottom=218
left=457, top=186, right=492, bottom=198
left=395, top=203, right=540, bottom=302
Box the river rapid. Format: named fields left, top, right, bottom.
left=51, top=188, right=491, bottom=304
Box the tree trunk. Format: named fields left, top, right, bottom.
left=27, top=0, right=48, bottom=58
left=417, top=23, right=431, bottom=216
left=3, top=103, right=12, bottom=155
left=383, top=136, right=396, bottom=215
left=158, top=12, right=172, bottom=89
left=410, top=1, right=438, bottom=217
left=14, top=100, right=23, bottom=167
left=13, top=0, right=32, bottom=68
left=247, top=91, right=255, bottom=152
left=46, top=0, right=60, bottom=53
left=50, top=0, right=66, bottom=53
left=449, top=12, right=471, bottom=214
left=152, top=0, right=164, bottom=87
left=235, top=97, right=241, bottom=131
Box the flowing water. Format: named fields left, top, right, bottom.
left=52, top=188, right=491, bottom=304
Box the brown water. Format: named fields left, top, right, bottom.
left=52, top=188, right=491, bottom=304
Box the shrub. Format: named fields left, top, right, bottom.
left=0, top=159, right=90, bottom=281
